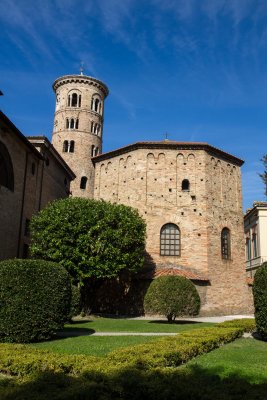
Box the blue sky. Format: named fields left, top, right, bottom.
left=0, top=0, right=267, bottom=210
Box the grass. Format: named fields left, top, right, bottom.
left=187, top=337, right=267, bottom=384
left=29, top=317, right=213, bottom=356
left=65, top=316, right=214, bottom=333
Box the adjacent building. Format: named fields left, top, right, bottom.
left=244, top=201, right=267, bottom=277
left=0, top=111, right=75, bottom=260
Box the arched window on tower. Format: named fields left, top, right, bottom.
left=221, top=228, right=231, bottom=260
left=95, top=147, right=99, bottom=156
left=75, top=119, right=79, bottom=129
left=182, top=179, right=190, bottom=191
left=91, top=94, right=102, bottom=114
left=70, top=140, right=75, bottom=152
left=80, top=176, right=87, bottom=190
left=66, top=119, right=69, bottom=129
left=0, top=141, right=14, bottom=191
left=63, top=140, right=75, bottom=153
left=63, top=140, right=68, bottom=152
left=160, top=223, right=180, bottom=256
left=91, top=145, right=95, bottom=157
left=70, top=119, right=75, bottom=129
left=68, top=92, right=81, bottom=108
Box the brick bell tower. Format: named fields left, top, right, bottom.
left=51, top=70, right=109, bottom=198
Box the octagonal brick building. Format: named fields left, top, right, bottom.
left=92, top=141, right=252, bottom=315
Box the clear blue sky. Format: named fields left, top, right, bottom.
left=1, top=0, right=266, bottom=210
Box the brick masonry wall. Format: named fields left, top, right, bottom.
left=94, top=146, right=253, bottom=315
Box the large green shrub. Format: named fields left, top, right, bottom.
left=253, top=262, right=267, bottom=339
left=68, top=285, right=82, bottom=321
left=144, top=276, right=200, bottom=322
left=30, top=198, right=146, bottom=284
left=0, top=259, right=71, bottom=343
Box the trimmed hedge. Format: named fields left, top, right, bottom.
left=0, top=259, right=71, bottom=343
left=0, top=321, right=247, bottom=377
left=217, top=318, right=255, bottom=333
left=144, top=276, right=200, bottom=322
left=253, top=262, right=267, bottom=339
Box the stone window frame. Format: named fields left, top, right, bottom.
left=0, top=141, right=14, bottom=191
left=221, top=227, right=231, bottom=260
left=160, top=223, right=181, bottom=256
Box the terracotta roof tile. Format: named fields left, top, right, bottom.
left=140, top=267, right=209, bottom=282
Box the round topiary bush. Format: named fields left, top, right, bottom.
left=253, top=262, right=267, bottom=339
left=144, top=275, right=200, bottom=322
left=0, top=259, right=71, bottom=343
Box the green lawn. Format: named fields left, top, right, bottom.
left=30, top=317, right=213, bottom=356
left=187, top=337, right=267, bottom=384
left=65, top=316, right=213, bottom=333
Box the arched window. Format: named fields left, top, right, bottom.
left=75, top=119, right=79, bottom=129
left=68, top=92, right=81, bottom=107
left=66, top=119, right=69, bottom=129
left=70, top=140, right=75, bottom=153
left=63, top=140, right=75, bottom=153
left=160, top=223, right=180, bottom=256
left=91, top=145, right=95, bottom=157
left=71, top=93, right=78, bottom=107
left=182, top=179, right=190, bottom=191
left=95, top=147, right=99, bottom=156
left=91, top=95, right=102, bottom=113
left=221, top=228, right=231, bottom=260
left=80, top=176, right=87, bottom=189
left=70, top=119, right=75, bottom=129
left=0, top=141, right=14, bottom=191
left=63, top=140, right=68, bottom=152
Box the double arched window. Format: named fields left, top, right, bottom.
left=0, top=141, right=14, bottom=191
left=91, top=145, right=99, bottom=157
left=221, top=228, right=231, bottom=260
left=63, top=140, right=75, bottom=153
left=160, top=223, right=180, bottom=256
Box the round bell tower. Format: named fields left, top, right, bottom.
left=51, top=72, right=109, bottom=198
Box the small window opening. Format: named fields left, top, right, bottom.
left=182, top=179, right=190, bottom=191
left=80, top=176, right=87, bottom=189
left=221, top=228, right=231, bottom=260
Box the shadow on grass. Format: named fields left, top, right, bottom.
left=1, top=364, right=266, bottom=400
left=55, top=327, right=95, bottom=339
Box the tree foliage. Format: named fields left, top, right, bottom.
left=0, top=259, right=71, bottom=343
left=30, top=198, right=146, bottom=283
left=144, top=276, right=200, bottom=322
left=259, top=154, right=267, bottom=198
left=253, top=262, right=267, bottom=339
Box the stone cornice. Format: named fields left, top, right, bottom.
left=52, top=75, right=109, bottom=98
left=92, top=140, right=244, bottom=166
